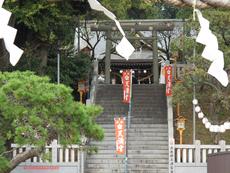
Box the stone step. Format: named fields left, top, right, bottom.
left=90, top=141, right=168, bottom=146
left=97, top=101, right=165, bottom=105
left=99, top=124, right=168, bottom=129
left=86, top=163, right=168, bottom=169
left=95, top=149, right=168, bottom=155
left=102, top=127, right=168, bottom=133
left=131, top=114, right=166, bottom=118
left=96, top=145, right=169, bottom=150
left=97, top=114, right=167, bottom=120
left=87, top=154, right=168, bottom=159
left=103, top=132, right=168, bottom=137
left=91, top=84, right=168, bottom=173
left=86, top=158, right=168, bottom=164
left=97, top=115, right=166, bottom=119
left=97, top=119, right=167, bottom=124
left=131, top=110, right=166, bottom=114
left=101, top=136, right=168, bottom=141
left=85, top=168, right=168, bottom=173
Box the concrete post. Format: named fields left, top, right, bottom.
left=78, top=149, right=81, bottom=173
left=105, top=31, right=112, bottom=84
left=51, top=140, right=58, bottom=163
left=81, top=150, right=85, bottom=173
left=195, top=140, right=201, bottom=165
left=219, top=140, right=226, bottom=152
left=167, top=96, right=174, bottom=140
left=90, top=60, right=98, bottom=104
left=167, top=96, right=175, bottom=173
left=152, top=31, right=159, bottom=84
left=26, top=146, right=31, bottom=163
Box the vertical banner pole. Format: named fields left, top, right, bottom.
left=128, top=70, right=132, bottom=129
left=193, top=84, right=196, bottom=144
left=126, top=69, right=132, bottom=173
left=125, top=116, right=128, bottom=173
left=121, top=69, right=132, bottom=173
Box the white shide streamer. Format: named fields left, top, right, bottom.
left=195, top=9, right=228, bottom=87
left=88, top=0, right=135, bottom=60
left=0, top=0, right=23, bottom=66
left=193, top=98, right=230, bottom=133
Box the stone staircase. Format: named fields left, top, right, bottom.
left=85, top=84, right=168, bottom=173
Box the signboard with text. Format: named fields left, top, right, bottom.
left=165, top=65, right=173, bottom=96
left=114, top=117, right=126, bottom=155
left=122, top=70, right=132, bottom=103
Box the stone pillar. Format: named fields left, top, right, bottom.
left=152, top=31, right=159, bottom=84
left=89, top=60, right=98, bottom=104
left=105, top=31, right=112, bottom=84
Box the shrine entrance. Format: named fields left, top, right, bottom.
left=83, top=19, right=185, bottom=85
left=99, top=56, right=153, bottom=84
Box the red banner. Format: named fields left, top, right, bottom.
left=165, top=65, right=173, bottom=96
left=114, top=117, right=126, bottom=155
left=122, top=70, right=132, bottom=103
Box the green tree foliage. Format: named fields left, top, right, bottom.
left=4, top=0, right=77, bottom=44
left=85, top=0, right=161, bottom=19
left=1, top=0, right=82, bottom=75
left=47, top=51, right=91, bottom=86
left=11, top=48, right=92, bottom=86
left=0, top=71, right=104, bottom=172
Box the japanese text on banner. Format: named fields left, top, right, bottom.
left=122, top=70, right=132, bottom=103
left=114, top=117, right=126, bottom=155
left=165, top=65, right=172, bottom=96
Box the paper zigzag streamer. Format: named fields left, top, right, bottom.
left=0, top=0, right=23, bottom=66
left=88, top=0, right=135, bottom=60
left=195, top=9, right=229, bottom=87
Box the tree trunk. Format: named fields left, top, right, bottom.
left=38, top=44, right=49, bottom=75
left=0, top=39, right=10, bottom=71
left=3, top=148, right=42, bottom=173
left=209, top=102, right=219, bottom=144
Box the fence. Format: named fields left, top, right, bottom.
left=174, top=140, right=229, bottom=173
left=11, top=140, right=84, bottom=173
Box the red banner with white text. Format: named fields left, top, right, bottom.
left=165, top=65, right=172, bottom=96
left=122, top=70, right=132, bottom=103
left=114, top=117, right=126, bottom=155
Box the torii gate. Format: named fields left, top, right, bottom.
left=83, top=19, right=185, bottom=84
